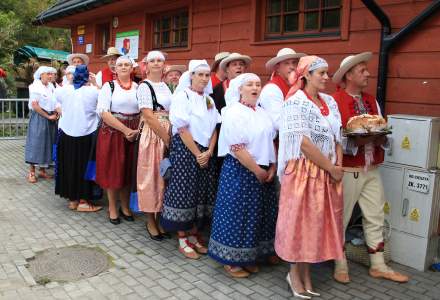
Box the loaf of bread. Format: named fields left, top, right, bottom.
left=346, top=114, right=387, bottom=133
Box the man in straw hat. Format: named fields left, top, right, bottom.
left=210, top=52, right=230, bottom=89
left=163, top=64, right=186, bottom=92
left=332, top=52, right=409, bottom=284
left=211, top=52, right=251, bottom=113
left=67, top=53, right=90, bottom=66
left=95, top=47, right=122, bottom=88
left=259, top=48, right=305, bottom=129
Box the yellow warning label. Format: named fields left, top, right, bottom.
left=409, top=208, right=420, bottom=222
left=401, top=136, right=410, bottom=149
left=383, top=202, right=390, bottom=215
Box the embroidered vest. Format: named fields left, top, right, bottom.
left=268, top=73, right=290, bottom=98
left=101, top=67, right=117, bottom=86
left=332, top=88, right=384, bottom=167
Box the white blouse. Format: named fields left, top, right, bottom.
left=54, top=84, right=74, bottom=109
left=219, top=101, right=277, bottom=166
left=28, top=81, right=56, bottom=112
left=58, top=86, right=100, bottom=137
left=137, top=80, right=172, bottom=111
left=170, top=88, right=221, bottom=147
left=258, top=83, right=284, bottom=131
left=97, top=81, right=139, bottom=114
left=278, top=90, right=342, bottom=176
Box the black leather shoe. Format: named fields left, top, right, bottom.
left=160, top=232, right=172, bottom=239
left=119, top=208, right=134, bottom=222
left=146, top=225, right=163, bottom=241
left=109, top=217, right=121, bottom=225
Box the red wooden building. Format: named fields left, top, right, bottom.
left=35, top=0, right=440, bottom=116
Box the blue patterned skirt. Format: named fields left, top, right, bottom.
left=160, top=135, right=218, bottom=232
left=25, top=110, right=56, bottom=165
left=208, top=154, right=278, bottom=266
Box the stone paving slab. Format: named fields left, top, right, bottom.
left=0, top=139, right=439, bottom=299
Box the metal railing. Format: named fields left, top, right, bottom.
left=0, top=98, right=29, bottom=139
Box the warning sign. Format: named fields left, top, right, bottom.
left=401, top=136, right=410, bottom=150
left=409, top=208, right=420, bottom=222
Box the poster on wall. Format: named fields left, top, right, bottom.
left=115, top=30, right=139, bottom=59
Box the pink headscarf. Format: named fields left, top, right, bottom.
left=285, top=55, right=328, bottom=99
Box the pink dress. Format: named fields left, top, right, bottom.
left=275, top=90, right=344, bottom=263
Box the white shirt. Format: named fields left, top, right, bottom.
left=54, top=84, right=74, bottom=109
left=170, top=88, right=221, bottom=147
left=95, top=71, right=103, bottom=89
left=28, top=81, right=56, bottom=112
left=58, top=86, right=100, bottom=137
left=219, top=101, right=276, bottom=166
left=97, top=81, right=139, bottom=114
left=259, top=83, right=284, bottom=131
left=137, top=80, right=172, bottom=111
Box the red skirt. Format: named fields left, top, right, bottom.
left=96, top=114, right=140, bottom=189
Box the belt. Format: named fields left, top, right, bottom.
left=111, top=112, right=140, bottom=120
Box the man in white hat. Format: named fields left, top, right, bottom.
left=332, top=52, right=409, bottom=284
left=259, top=48, right=305, bottom=129
left=210, top=52, right=230, bottom=89
left=95, top=47, right=122, bottom=88
left=211, top=52, right=251, bottom=113
left=67, top=53, right=90, bottom=66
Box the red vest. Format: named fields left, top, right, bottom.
left=332, top=88, right=384, bottom=168
left=101, top=67, right=117, bottom=85
left=211, top=73, right=221, bottom=89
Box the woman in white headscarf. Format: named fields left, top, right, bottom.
left=25, top=66, right=58, bottom=183
left=133, top=51, right=173, bottom=241
left=160, top=59, right=220, bottom=260
left=208, top=73, right=278, bottom=278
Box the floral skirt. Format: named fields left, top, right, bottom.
left=275, top=158, right=344, bottom=263
left=208, top=155, right=277, bottom=266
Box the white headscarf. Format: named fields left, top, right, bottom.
left=175, top=59, right=212, bottom=95
left=144, top=50, right=165, bottom=62
left=33, top=66, right=51, bottom=82
left=224, top=73, right=260, bottom=106
left=115, top=55, right=133, bottom=65
left=65, top=65, right=76, bottom=74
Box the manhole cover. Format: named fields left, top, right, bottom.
left=27, top=246, right=111, bottom=283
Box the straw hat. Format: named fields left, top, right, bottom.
left=67, top=53, right=89, bottom=66
left=332, top=52, right=373, bottom=84
left=265, top=48, right=306, bottom=71
left=164, top=65, right=187, bottom=75
left=211, top=52, right=230, bottom=71
left=101, top=47, right=122, bottom=59
left=219, top=53, right=251, bottom=71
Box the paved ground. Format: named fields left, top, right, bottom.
left=0, top=139, right=439, bottom=300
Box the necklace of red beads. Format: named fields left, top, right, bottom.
left=117, top=78, right=133, bottom=90
left=303, top=90, right=329, bottom=116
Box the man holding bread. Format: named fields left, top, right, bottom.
left=332, top=52, right=409, bottom=283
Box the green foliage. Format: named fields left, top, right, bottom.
left=0, top=0, right=71, bottom=97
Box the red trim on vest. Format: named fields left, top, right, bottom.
left=268, top=73, right=290, bottom=98
left=222, top=79, right=230, bottom=92
left=332, top=88, right=384, bottom=167
left=101, top=67, right=117, bottom=85
left=211, top=73, right=221, bottom=88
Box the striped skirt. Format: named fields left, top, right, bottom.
left=25, top=110, right=56, bottom=165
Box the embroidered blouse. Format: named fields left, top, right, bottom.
left=97, top=81, right=139, bottom=114
left=58, top=86, right=99, bottom=137
left=28, top=81, right=56, bottom=112
left=169, top=88, right=221, bottom=147
left=259, top=83, right=284, bottom=131
left=137, top=80, right=172, bottom=111
left=218, top=101, right=277, bottom=166
left=278, top=89, right=342, bottom=176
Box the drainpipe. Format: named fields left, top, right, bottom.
left=361, top=0, right=440, bottom=114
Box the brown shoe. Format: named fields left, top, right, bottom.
left=369, top=268, right=409, bottom=283
left=38, top=171, right=53, bottom=179
left=334, top=271, right=351, bottom=284
left=76, top=201, right=102, bottom=212
left=243, top=265, right=259, bottom=273
left=224, top=265, right=250, bottom=278
left=27, top=172, right=37, bottom=183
